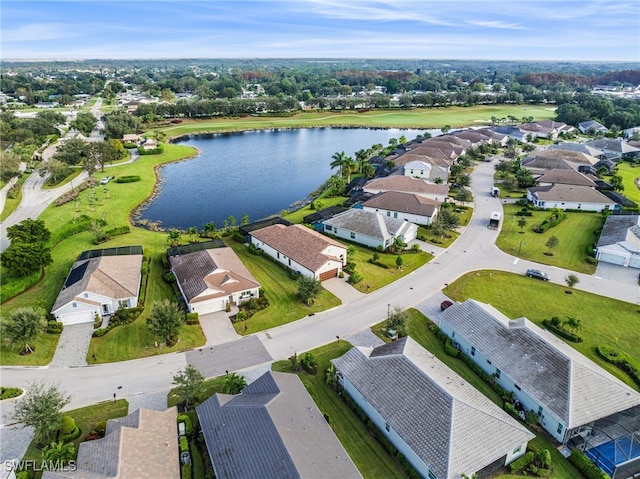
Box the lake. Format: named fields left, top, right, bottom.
left=139, top=127, right=432, bottom=230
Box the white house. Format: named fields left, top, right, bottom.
left=322, top=208, right=417, bottom=250
left=579, top=120, right=609, bottom=134
left=332, top=337, right=534, bottom=479
left=51, top=248, right=143, bottom=325
left=438, top=300, right=640, bottom=446
left=362, top=191, right=440, bottom=225
left=526, top=184, right=617, bottom=212
left=169, top=246, right=261, bottom=315
left=249, top=224, right=347, bottom=281
left=596, top=215, right=640, bottom=268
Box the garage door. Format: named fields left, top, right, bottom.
left=319, top=268, right=338, bottom=281
left=193, top=299, right=225, bottom=315
left=598, top=252, right=626, bottom=266
left=60, top=311, right=95, bottom=325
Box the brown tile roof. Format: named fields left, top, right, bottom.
left=528, top=184, right=616, bottom=204
left=250, top=224, right=347, bottom=272
left=426, top=135, right=473, bottom=149
left=363, top=191, right=440, bottom=218
left=535, top=169, right=596, bottom=187
left=169, top=247, right=260, bottom=303
left=530, top=149, right=599, bottom=165
left=393, top=152, right=451, bottom=168
left=406, top=145, right=457, bottom=161
left=364, top=176, right=449, bottom=197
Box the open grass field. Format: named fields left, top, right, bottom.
left=0, top=173, right=28, bottom=221
left=271, top=341, right=407, bottom=479
left=22, top=399, right=129, bottom=479
left=282, top=195, right=349, bottom=224
left=158, top=105, right=556, bottom=139
left=447, top=270, right=640, bottom=390
left=497, top=204, right=604, bottom=273
left=372, top=310, right=582, bottom=479
left=615, top=161, right=640, bottom=204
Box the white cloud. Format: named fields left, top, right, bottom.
left=2, top=23, right=80, bottom=42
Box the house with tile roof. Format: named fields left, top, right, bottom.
left=363, top=176, right=449, bottom=202
left=43, top=407, right=179, bottom=479
left=534, top=169, right=597, bottom=187
left=196, top=371, right=362, bottom=479
left=249, top=224, right=347, bottom=281
left=579, top=120, right=609, bottom=134
left=586, top=138, right=640, bottom=161
left=596, top=214, right=640, bottom=268
left=51, top=248, right=143, bottom=325
left=332, top=337, right=534, bottom=479
left=526, top=184, right=618, bottom=212
left=322, top=208, right=418, bottom=250
left=547, top=142, right=607, bottom=160
left=169, top=246, right=260, bottom=315
left=362, top=191, right=441, bottom=226
left=402, top=159, right=448, bottom=183
left=438, top=300, right=640, bottom=446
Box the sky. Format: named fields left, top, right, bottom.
left=2, top=0, right=639, bottom=61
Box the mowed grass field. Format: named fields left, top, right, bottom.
left=497, top=204, right=604, bottom=273
left=159, top=105, right=556, bottom=138
left=446, top=270, right=640, bottom=390
left=616, top=161, right=640, bottom=204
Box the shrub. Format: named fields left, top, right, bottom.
left=95, top=420, right=107, bottom=435
left=347, top=272, right=362, bottom=284
left=181, top=463, right=192, bottom=479
left=537, top=449, right=552, bottom=468
left=569, top=449, right=610, bottom=479
left=180, top=436, right=189, bottom=453
left=300, top=352, right=317, bottom=375
left=92, top=328, right=108, bottom=337
left=509, top=451, right=534, bottom=473
left=225, top=303, right=231, bottom=313
left=444, top=338, right=459, bottom=357
left=137, top=145, right=164, bottom=155
left=533, top=209, right=567, bottom=233
left=163, top=271, right=177, bottom=283
left=597, top=346, right=640, bottom=387
left=586, top=256, right=598, bottom=265
left=46, top=320, right=64, bottom=334
left=542, top=319, right=583, bottom=343
left=185, top=312, right=199, bottom=325
left=104, top=225, right=130, bottom=237
left=233, top=231, right=245, bottom=243
left=61, top=415, right=76, bottom=435
left=115, top=175, right=141, bottom=183
left=0, top=387, right=22, bottom=400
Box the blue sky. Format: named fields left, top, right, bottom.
left=2, top=0, right=639, bottom=61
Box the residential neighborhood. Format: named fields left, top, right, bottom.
left=2, top=7, right=640, bottom=479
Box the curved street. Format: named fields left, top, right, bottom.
left=1, top=160, right=638, bottom=414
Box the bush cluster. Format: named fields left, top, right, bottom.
left=533, top=210, right=567, bottom=233
left=55, top=178, right=97, bottom=206
left=46, top=320, right=64, bottom=334
left=60, top=415, right=81, bottom=442
left=234, top=296, right=269, bottom=322
left=542, top=319, right=583, bottom=343
left=185, top=312, right=199, bottom=325
left=509, top=451, right=534, bottom=473
left=115, top=175, right=141, bottom=183
left=178, top=414, right=193, bottom=436
left=597, top=346, right=640, bottom=387
left=52, top=215, right=106, bottom=244
left=92, top=307, right=143, bottom=337
left=347, top=271, right=362, bottom=284
left=137, top=145, right=164, bottom=155
left=104, top=225, right=130, bottom=237
left=0, top=387, right=22, bottom=400
left=569, top=449, right=610, bottom=479
left=179, top=436, right=189, bottom=453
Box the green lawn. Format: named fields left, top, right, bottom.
left=282, top=196, right=349, bottom=224
left=158, top=105, right=556, bottom=138
left=497, top=204, right=604, bottom=273
left=227, top=238, right=342, bottom=335
left=372, top=310, right=582, bottom=479
left=615, top=161, right=640, bottom=204
left=22, top=399, right=129, bottom=479
left=272, top=341, right=407, bottom=479
left=41, top=167, right=83, bottom=190
left=447, top=270, right=640, bottom=390
left=0, top=173, right=28, bottom=221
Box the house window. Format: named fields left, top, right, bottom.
left=393, top=212, right=398, bottom=218
left=515, top=384, right=521, bottom=391
left=102, top=304, right=109, bottom=314
left=288, top=259, right=291, bottom=266
left=83, top=293, right=89, bottom=298
left=538, top=406, right=543, bottom=416
left=487, top=359, right=492, bottom=365
left=387, top=211, right=390, bottom=217
left=420, top=170, right=424, bottom=175
left=72, top=302, right=77, bottom=308
left=385, top=423, right=390, bottom=433
left=428, top=472, right=437, bottom=479
left=557, top=424, right=563, bottom=434
left=410, top=169, right=414, bottom=174
left=451, top=331, right=455, bottom=338
left=350, top=232, right=355, bottom=239
left=325, top=225, right=332, bottom=231
left=471, top=346, right=476, bottom=356
left=513, top=446, right=521, bottom=455
left=495, top=368, right=501, bottom=379
left=277, top=252, right=280, bottom=259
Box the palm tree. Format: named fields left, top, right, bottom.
left=355, top=149, right=368, bottom=172
left=167, top=229, right=181, bottom=247
left=202, top=222, right=217, bottom=238
left=223, top=373, right=247, bottom=394
left=564, top=316, right=582, bottom=333
left=342, top=156, right=356, bottom=184
left=362, top=162, right=376, bottom=177
left=43, top=440, right=76, bottom=465
left=330, top=151, right=348, bottom=176
left=187, top=226, right=198, bottom=243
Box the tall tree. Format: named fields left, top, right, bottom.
left=2, top=307, right=47, bottom=354
left=2, top=218, right=53, bottom=277
left=386, top=305, right=408, bottom=337
left=297, top=275, right=321, bottom=306
left=172, top=365, right=205, bottom=410
left=13, top=382, right=70, bottom=444
left=565, top=274, right=579, bottom=292
left=147, top=300, right=185, bottom=346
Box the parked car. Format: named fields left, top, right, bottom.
left=100, top=176, right=114, bottom=185
left=525, top=269, right=549, bottom=281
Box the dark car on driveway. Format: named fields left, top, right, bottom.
left=526, top=269, right=549, bottom=281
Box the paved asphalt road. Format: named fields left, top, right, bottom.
left=1, top=160, right=638, bottom=415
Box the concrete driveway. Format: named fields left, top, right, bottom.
left=322, top=276, right=366, bottom=304
left=198, top=310, right=242, bottom=346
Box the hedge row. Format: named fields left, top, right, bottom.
left=533, top=209, right=567, bottom=233
left=93, top=307, right=143, bottom=337
left=597, top=346, right=640, bottom=388
left=115, top=175, right=141, bottom=183
left=542, top=320, right=583, bottom=343
left=509, top=451, right=534, bottom=473
left=137, top=145, right=164, bottom=155
left=568, top=449, right=610, bottom=479
left=46, top=320, right=64, bottom=334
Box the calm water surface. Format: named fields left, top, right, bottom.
left=140, top=128, right=429, bottom=229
